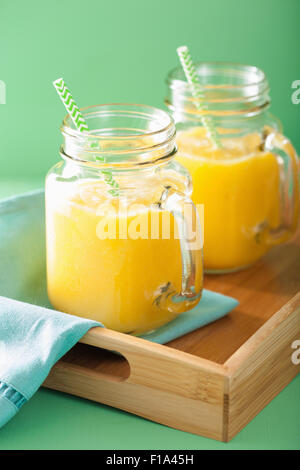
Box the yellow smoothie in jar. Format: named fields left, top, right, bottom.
left=46, top=177, right=202, bottom=334
left=175, top=127, right=281, bottom=272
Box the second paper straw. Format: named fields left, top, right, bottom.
left=177, top=46, right=222, bottom=149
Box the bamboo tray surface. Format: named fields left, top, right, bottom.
left=61, top=233, right=300, bottom=372
left=170, top=235, right=300, bottom=363
left=45, top=231, right=300, bottom=441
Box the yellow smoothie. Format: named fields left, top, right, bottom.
left=175, top=127, right=281, bottom=272
left=46, top=178, right=202, bottom=333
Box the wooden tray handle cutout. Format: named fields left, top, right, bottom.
left=58, top=327, right=132, bottom=383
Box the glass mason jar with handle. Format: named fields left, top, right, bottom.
left=165, top=63, right=299, bottom=273
left=46, top=104, right=203, bottom=334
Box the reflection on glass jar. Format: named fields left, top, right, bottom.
left=46, top=104, right=203, bottom=334
left=165, top=63, right=299, bottom=273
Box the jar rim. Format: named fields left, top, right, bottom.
left=61, top=103, right=174, bottom=140
left=166, top=62, right=268, bottom=90
left=60, top=103, right=177, bottom=168
left=165, top=62, right=270, bottom=118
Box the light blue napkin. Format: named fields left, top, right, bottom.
left=0, top=296, right=100, bottom=428
left=140, top=289, right=237, bottom=343
left=0, top=190, right=238, bottom=428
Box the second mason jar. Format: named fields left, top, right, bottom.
left=46, top=104, right=203, bottom=334
left=165, top=63, right=299, bottom=273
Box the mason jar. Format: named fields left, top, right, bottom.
left=46, top=104, right=203, bottom=334
left=165, top=63, right=299, bottom=273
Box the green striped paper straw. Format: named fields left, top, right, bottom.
left=177, top=46, right=222, bottom=149
left=53, top=78, right=119, bottom=196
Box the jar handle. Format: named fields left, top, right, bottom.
left=260, top=129, right=299, bottom=246
left=157, top=187, right=203, bottom=313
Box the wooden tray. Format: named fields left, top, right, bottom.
left=43, top=232, right=300, bottom=442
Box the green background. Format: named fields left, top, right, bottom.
left=0, top=0, right=300, bottom=182
left=0, top=0, right=299, bottom=450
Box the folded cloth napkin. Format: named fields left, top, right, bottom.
left=0, top=296, right=100, bottom=428
left=0, top=190, right=238, bottom=428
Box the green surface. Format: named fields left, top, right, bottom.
left=0, top=0, right=299, bottom=450
left=0, top=379, right=299, bottom=450
left=0, top=180, right=299, bottom=450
